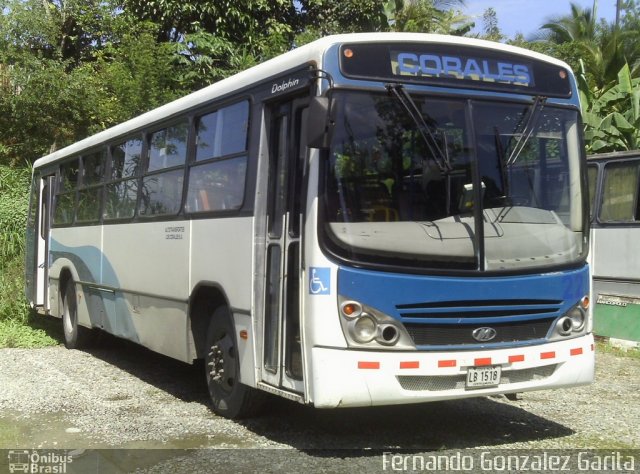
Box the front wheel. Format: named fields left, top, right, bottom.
left=205, top=306, right=264, bottom=418
left=62, top=280, right=93, bottom=349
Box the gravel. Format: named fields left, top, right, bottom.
left=0, top=334, right=638, bottom=471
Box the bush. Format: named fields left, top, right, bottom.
left=0, top=165, right=31, bottom=267
left=0, top=165, right=31, bottom=323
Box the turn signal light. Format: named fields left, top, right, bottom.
left=580, top=295, right=590, bottom=309
left=340, top=301, right=362, bottom=319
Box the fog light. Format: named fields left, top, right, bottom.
left=352, top=315, right=377, bottom=343
left=378, top=324, right=399, bottom=345
left=568, top=307, right=585, bottom=331
left=556, top=316, right=573, bottom=336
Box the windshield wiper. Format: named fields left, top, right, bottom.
left=506, top=95, right=547, bottom=166
left=385, top=83, right=452, bottom=173
left=494, top=126, right=510, bottom=198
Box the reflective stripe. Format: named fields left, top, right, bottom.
left=399, top=361, right=420, bottom=369
left=474, top=357, right=492, bottom=366
left=358, top=361, right=380, bottom=369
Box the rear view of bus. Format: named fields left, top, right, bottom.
left=303, top=36, right=593, bottom=408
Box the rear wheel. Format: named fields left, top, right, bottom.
left=205, top=306, right=264, bottom=418
left=62, top=280, right=93, bottom=349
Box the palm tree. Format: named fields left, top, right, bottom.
left=538, top=0, right=640, bottom=89
left=384, top=0, right=473, bottom=35
left=539, top=1, right=598, bottom=43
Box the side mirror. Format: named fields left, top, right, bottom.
left=306, top=96, right=332, bottom=149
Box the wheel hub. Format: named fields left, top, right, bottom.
left=207, top=334, right=235, bottom=392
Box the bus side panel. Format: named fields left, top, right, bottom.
left=49, top=226, right=102, bottom=327
left=102, top=221, right=191, bottom=362
left=591, top=226, right=640, bottom=341
left=190, top=217, right=254, bottom=384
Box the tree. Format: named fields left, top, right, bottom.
left=386, top=0, right=472, bottom=35
left=298, top=0, right=388, bottom=38
left=0, top=0, right=120, bottom=65
left=581, top=63, right=640, bottom=152
left=124, top=0, right=298, bottom=58
left=481, top=7, right=503, bottom=42
left=537, top=1, right=640, bottom=90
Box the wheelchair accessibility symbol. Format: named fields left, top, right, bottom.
left=309, top=267, right=330, bottom=295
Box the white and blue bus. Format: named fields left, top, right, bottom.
left=25, top=33, right=594, bottom=418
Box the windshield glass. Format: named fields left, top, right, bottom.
left=320, top=90, right=586, bottom=272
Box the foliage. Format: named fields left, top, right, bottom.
left=89, top=21, right=184, bottom=130
left=168, top=31, right=258, bottom=91
left=0, top=255, right=30, bottom=323
left=0, top=57, right=97, bottom=163
left=481, top=8, right=503, bottom=42
left=0, top=318, right=60, bottom=348
left=0, top=165, right=31, bottom=328
left=0, top=165, right=30, bottom=264
left=386, top=0, right=473, bottom=35
left=300, top=0, right=388, bottom=35
left=124, top=0, right=297, bottom=59
left=581, top=63, right=640, bottom=153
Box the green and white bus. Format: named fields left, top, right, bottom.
left=26, top=33, right=594, bottom=418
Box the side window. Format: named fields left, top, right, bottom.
left=77, top=150, right=106, bottom=223
left=139, top=120, right=188, bottom=217
left=54, top=159, right=79, bottom=225
left=587, top=164, right=598, bottom=221
left=139, top=169, right=184, bottom=216
left=195, top=101, right=248, bottom=161
left=599, top=161, right=640, bottom=222
left=187, top=101, right=249, bottom=213
left=104, top=138, right=142, bottom=220
left=148, top=121, right=189, bottom=172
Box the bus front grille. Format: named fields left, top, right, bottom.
left=397, top=298, right=562, bottom=347
left=404, top=319, right=555, bottom=346
left=397, top=364, right=557, bottom=392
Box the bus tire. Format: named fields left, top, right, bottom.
left=62, top=280, right=93, bottom=349
left=205, top=306, right=264, bottom=418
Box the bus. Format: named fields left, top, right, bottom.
left=588, top=150, right=640, bottom=342
left=25, top=33, right=594, bottom=419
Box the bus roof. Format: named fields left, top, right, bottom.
left=33, top=32, right=573, bottom=169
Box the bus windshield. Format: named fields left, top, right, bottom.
left=321, top=90, right=586, bottom=272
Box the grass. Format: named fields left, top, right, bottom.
left=596, top=340, right=640, bottom=360
left=0, top=314, right=61, bottom=348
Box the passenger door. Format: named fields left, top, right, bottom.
left=261, top=98, right=308, bottom=393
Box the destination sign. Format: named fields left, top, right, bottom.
left=339, top=43, right=572, bottom=98
left=392, top=51, right=533, bottom=87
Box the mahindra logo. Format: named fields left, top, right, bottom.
left=472, top=327, right=497, bottom=342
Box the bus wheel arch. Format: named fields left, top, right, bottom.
left=189, top=283, right=264, bottom=418
left=188, top=283, right=230, bottom=360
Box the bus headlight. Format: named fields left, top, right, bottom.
left=338, top=295, right=415, bottom=349
left=549, top=296, right=589, bottom=340
left=567, top=306, right=586, bottom=331
left=351, top=315, right=377, bottom=343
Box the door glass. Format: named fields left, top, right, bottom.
left=264, top=245, right=281, bottom=373
left=268, top=116, right=288, bottom=238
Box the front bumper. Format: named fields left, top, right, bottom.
left=310, top=334, right=595, bottom=408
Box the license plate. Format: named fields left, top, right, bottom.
left=466, top=365, right=501, bottom=389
